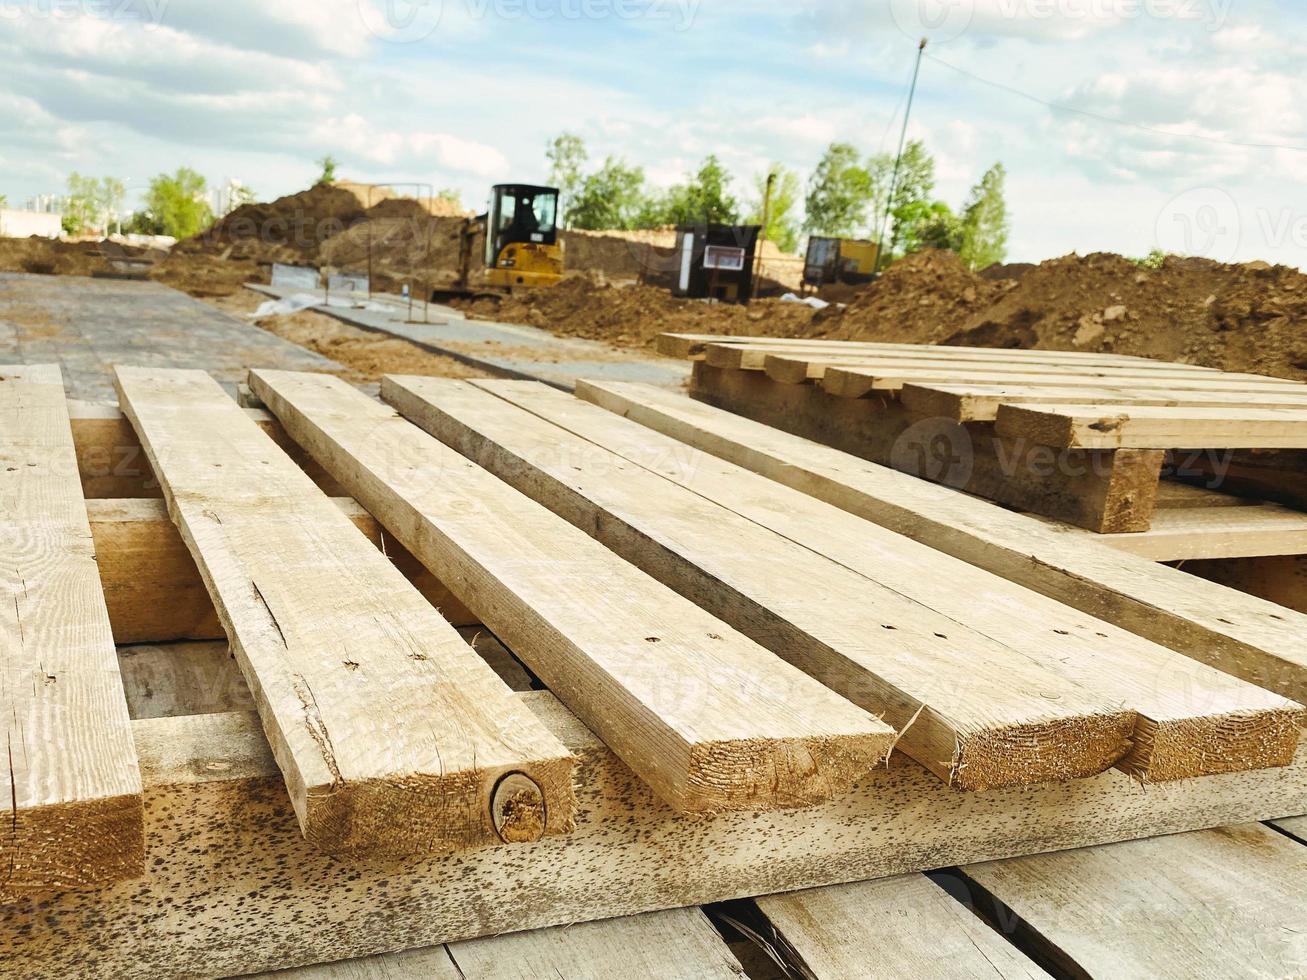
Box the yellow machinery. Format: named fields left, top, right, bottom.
left=482, top=183, right=564, bottom=290
left=803, top=236, right=879, bottom=287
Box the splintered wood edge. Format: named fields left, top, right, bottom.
left=0, top=792, right=144, bottom=905
left=1121, top=706, right=1307, bottom=784
left=950, top=710, right=1136, bottom=792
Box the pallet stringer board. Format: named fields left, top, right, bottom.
left=113, top=366, right=575, bottom=858
left=575, top=381, right=1307, bottom=704
left=4, top=689, right=1307, bottom=979
left=0, top=364, right=143, bottom=902
left=383, top=375, right=1140, bottom=792
left=249, top=368, right=896, bottom=815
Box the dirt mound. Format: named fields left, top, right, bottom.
left=176, top=183, right=370, bottom=266
left=0, top=237, right=137, bottom=277
left=812, top=250, right=1016, bottom=344
left=456, top=271, right=819, bottom=348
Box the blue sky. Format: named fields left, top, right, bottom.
left=3, top=0, right=1305, bottom=266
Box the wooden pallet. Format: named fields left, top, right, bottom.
left=659, top=334, right=1307, bottom=535
left=6, top=362, right=1307, bottom=977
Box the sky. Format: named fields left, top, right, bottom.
left=2, top=0, right=1306, bottom=266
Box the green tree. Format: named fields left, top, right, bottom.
left=142, top=167, right=213, bottom=239
left=317, top=155, right=338, bottom=184
left=803, top=143, right=873, bottom=237
left=435, top=187, right=462, bottom=209
left=62, top=172, right=109, bottom=235
left=958, top=162, right=1009, bottom=270
left=545, top=133, right=588, bottom=227
left=566, top=156, right=648, bottom=230
left=650, top=155, right=739, bottom=227
left=746, top=166, right=802, bottom=253
left=882, top=140, right=938, bottom=259
left=902, top=201, right=963, bottom=253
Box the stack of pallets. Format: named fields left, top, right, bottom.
left=4, top=362, right=1307, bottom=978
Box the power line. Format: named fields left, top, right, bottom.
left=925, top=52, right=1307, bottom=154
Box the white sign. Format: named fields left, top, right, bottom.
left=703, top=245, right=746, bottom=271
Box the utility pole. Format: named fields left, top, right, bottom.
left=873, top=36, right=928, bottom=275
left=755, top=169, right=777, bottom=286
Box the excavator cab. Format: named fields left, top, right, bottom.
left=484, top=184, right=564, bottom=290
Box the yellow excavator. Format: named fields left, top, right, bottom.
left=460, top=183, right=564, bottom=292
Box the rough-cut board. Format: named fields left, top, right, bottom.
left=259, top=907, right=745, bottom=979
left=575, top=381, right=1307, bottom=704
left=6, top=692, right=1307, bottom=979
left=821, top=365, right=1307, bottom=400
left=998, top=402, right=1307, bottom=450
left=385, top=376, right=1138, bottom=792
left=762, top=353, right=1242, bottom=387
left=461, top=379, right=1300, bottom=783
left=1185, top=556, right=1307, bottom=617
left=753, top=876, right=1048, bottom=979
left=0, top=364, right=143, bottom=902
left=66, top=398, right=345, bottom=499
left=655, top=332, right=1174, bottom=366
left=249, top=369, right=894, bottom=814
left=959, top=824, right=1307, bottom=978
left=900, top=381, right=1307, bottom=421
left=1100, top=505, right=1307, bottom=562
left=88, top=497, right=476, bottom=645
left=688, top=361, right=1164, bottom=533
left=703, top=345, right=1188, bottom=373
left=113, top=366, right=574, bottom=858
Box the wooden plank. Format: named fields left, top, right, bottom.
left=760, top=353, right=1230, bottom=384
left=66, top=399, right=346, bottom=499
left=691, top=360, right=1163, bottom=534
left=824, top=364, right=1307, bottom=400
left=448, top=908, right=745, bottom=979
left=1102, top=505, right=1307, bottom=561
left=256, top=908, right=745, bottom=979
left=998, top=402, right=1307, bottom=450
left=702, top=343, right=1183, bottom=373
left=1183, top=557, right=1307, bottom=617
left=442, top=379, right=1301, bottom=784
left=249, top=369, right=894, bottom=814
left=88, top=497, right=477, bottom=645
left=659, top=333, right=1174, bottom=366
left=385, top=375, right=1138, bottom=792
left=113, top=367, right=574, bottom=858
left=902, top=381, right=1307, bottom=421
left=0, top=364, right=143, bottom=902
left=7, top=695, right=1307, bottom=979
left=117, top=641, right=256, bottom=720
left=574, top=381, right=1307, bottom=703
left=959, top=824, right=1307, bottom=978
left=1154, top=481, right=1259, bottom=509
left=754, top=876, right=1048, bottom=979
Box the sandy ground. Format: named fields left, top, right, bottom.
left=205, top=288, right=491, bottom=385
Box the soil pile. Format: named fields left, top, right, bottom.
left=174, top=183, right=371, bottom=266
left=823, top=249, right=1307, bottom=381
left=457, top=271, right=818, bottom=348
left=0, top=237, right=133, bottom=277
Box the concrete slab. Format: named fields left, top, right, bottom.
left=247, top=283, right=690, bottom=391
left=0, top=273, right=340, bottom=401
